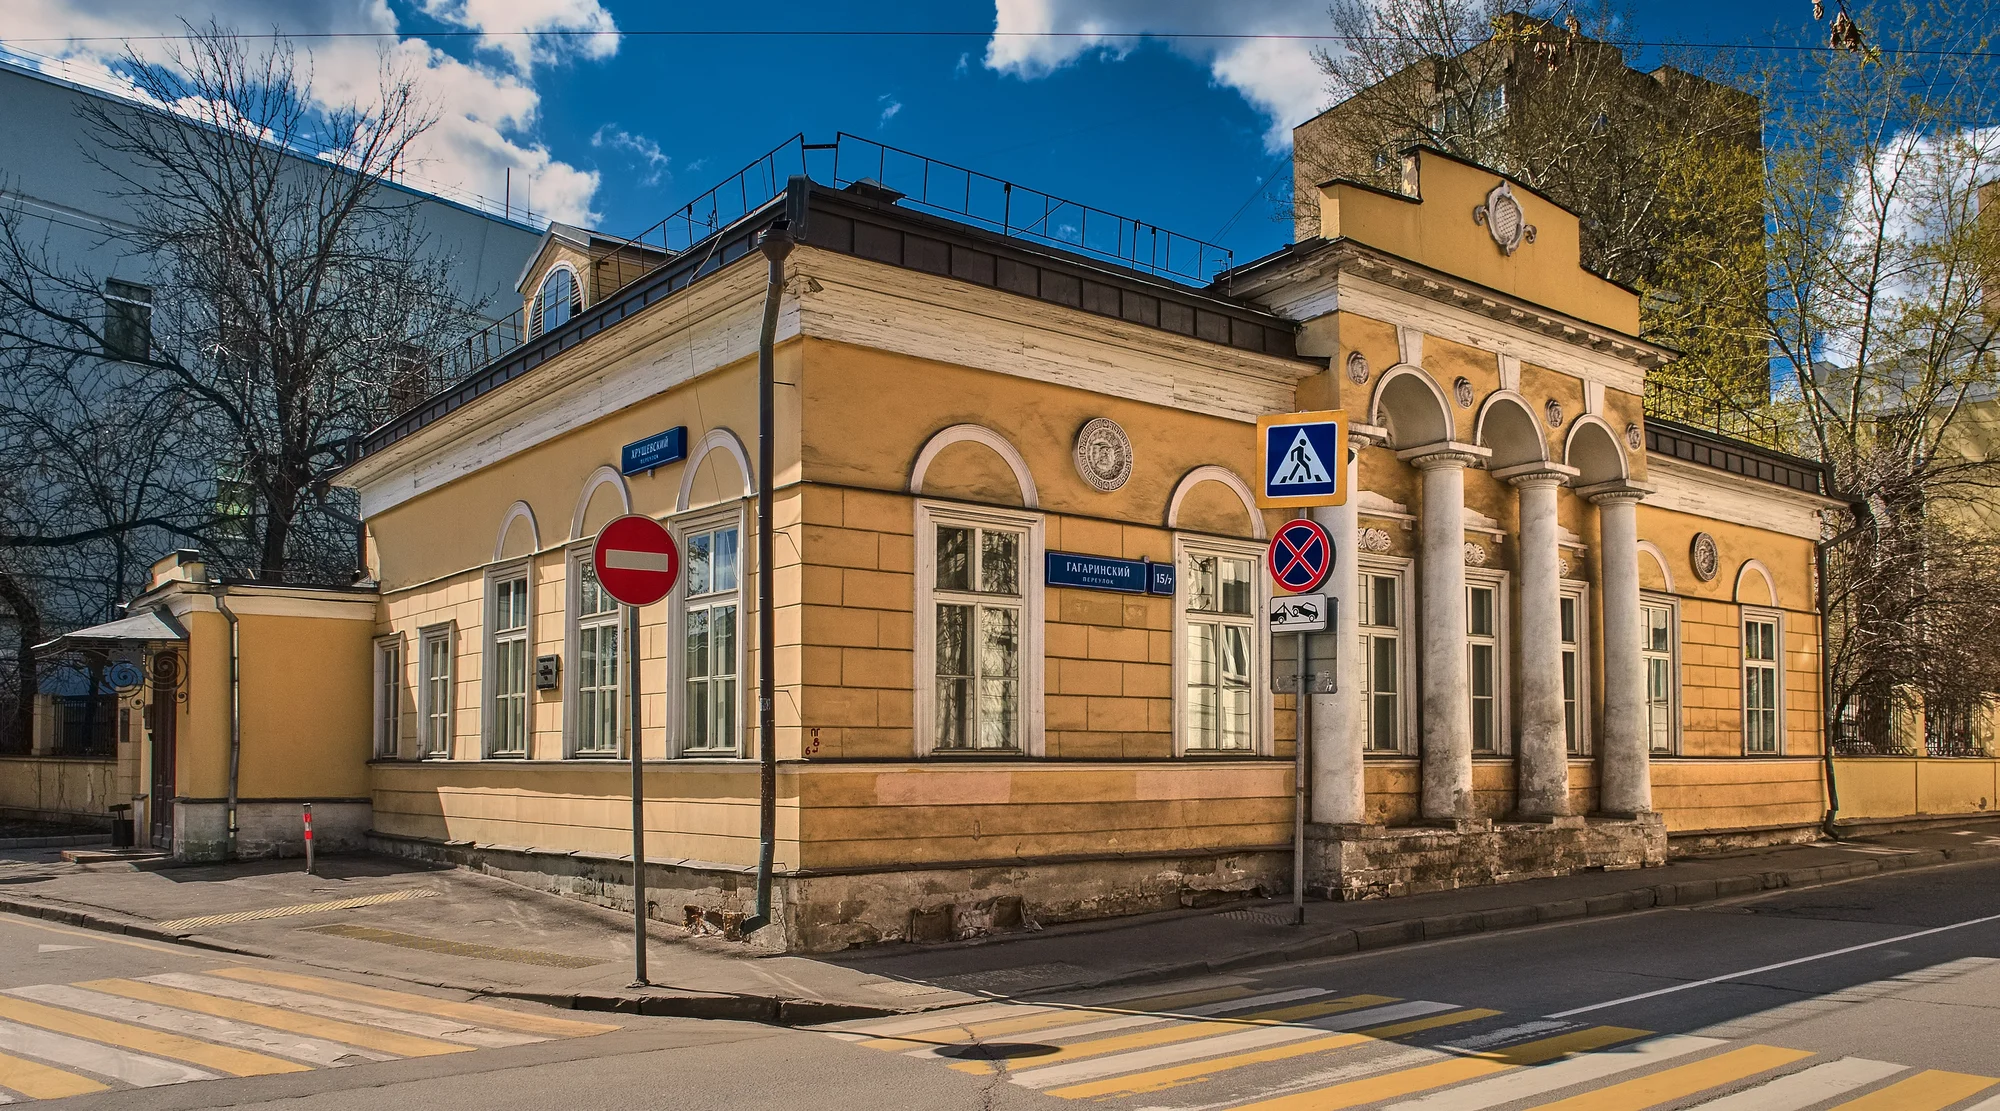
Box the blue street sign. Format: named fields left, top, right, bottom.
left=1148, top=561, right=1177, bottom=596
left=1046, top=551, right=1149, bottom=594
left=620, top=426, right=687, bottom=476
left=1256, top=410, right=1349, bottom=508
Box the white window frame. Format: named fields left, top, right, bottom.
left=1641, top=594, right=1680, bottom=755
left=1173, top=534, right=1273, bottom=757
left=671, top=503, right=748, bottom=758
left=372, top=634, right=404, bottom=759
left=483, top=561, right=532, bottom=758
left=529, top=262, right=582, bottom=337
left=913, top=501, right=1045, bottom=757
left=1358, top=557, right=1416, bottom=755
left=1742, top=609, right=1784, bottom=755
left=417, top=623, right=455, bottom=759
left=565, top=544, right=624, bottom=758
left=1466, top=570, right=1511, bottom=755
left=1560, top=583, right=1592, bottom=757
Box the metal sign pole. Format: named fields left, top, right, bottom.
left=626, top=602, right=648, bottom=987
left=1291, top=507, right=1312, bottom=928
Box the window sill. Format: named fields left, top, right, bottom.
left=1181, top=748, right=1266, bottom=758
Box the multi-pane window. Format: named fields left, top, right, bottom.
left=574, top=563, right=621, bottom=755
left=933, top=523, right=1023, bottom=750
left=1744, top=615, right=1781, bottom=753
left=1468, top=583, right=1500, bottom=752
left=1561, top=593, right=1583, bottom=754
left=531, top=267, right=580, bottom=336
left=1642, top=601, right=1677, bottom=753
left=101, top=279, right=153, bottom=361
left=374, top=638, right=401, bottom=758
left=489, top=576, right=529, bottom=757
left=1183, top=550, right=1256, bottom=752
left=419, top=626, right=452, bottom=758
left=1358, top=570, right=1404, bottom=752
left=683, top=524, right=740, bottom=754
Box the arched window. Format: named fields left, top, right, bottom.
left=530, top=266, right=580, bottom=336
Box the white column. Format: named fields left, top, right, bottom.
left=1503, top=467, right=1572, bottom=818
left=1406, top=448, right=1480, bottom=822
left=1589, top=486, right=1652, bottom=816
left=1310, top=435, right=1369, bottom=825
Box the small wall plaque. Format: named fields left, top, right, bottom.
left=1073, top=417, right=1133, bottom=493
left=534, top=654, right=561, bottom=691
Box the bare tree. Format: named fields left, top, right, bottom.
left=1748, top=1, right=2000, bottom=750
left=1296, top=0, right=1769, bottom=405
left=0, top=23, right=480, bottom=586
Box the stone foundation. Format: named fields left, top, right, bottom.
left=174, top=800, right=372, bottom=862
left=1306, top=814, right=1667, bottom=900
left=368, top=829, right=1286, bottom=952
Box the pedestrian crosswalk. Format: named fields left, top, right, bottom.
left=0, top=965, right=618, bottom=1101
left=816, top=977, right=2000, bottom=1109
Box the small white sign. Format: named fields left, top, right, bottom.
left=1270, top=592, right=1330, bottom=633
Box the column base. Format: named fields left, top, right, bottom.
left=1305, top=815, right=1666, bottom=901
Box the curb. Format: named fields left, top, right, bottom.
left=987, top=842, right=2000, bottom=997
left=0, top=835, right=112, bottom=850
left=0, top=892, right=922, bottom=1026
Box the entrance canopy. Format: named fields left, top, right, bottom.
left=35, top=608, right=187, bottom=653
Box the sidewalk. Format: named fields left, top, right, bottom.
left=0, top=850, right=974, bottom=1023
left=3, top=819, right=1997, bottom=1024
left=823, top=819, right=2000, bottom=997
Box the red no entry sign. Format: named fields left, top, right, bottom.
left=1267, top=519, right=1333, bottom=594
left=592, top=514, right=680, bottom=607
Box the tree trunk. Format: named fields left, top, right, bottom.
left=0, top=567, right=43, bottom=752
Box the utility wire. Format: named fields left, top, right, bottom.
left=0, top=28, right=1996, bottom=60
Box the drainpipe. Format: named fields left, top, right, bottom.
left=741, top=212, right=795, bottom=938
left=211, top=584, right=242, bottom=861
left=1817, top=516, right=1868, bottom=841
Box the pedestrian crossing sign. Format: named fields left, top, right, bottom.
left=1256, top=409, right=1348, bottom=508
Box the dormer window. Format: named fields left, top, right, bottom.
left=530, top=266, right=581, bottom=336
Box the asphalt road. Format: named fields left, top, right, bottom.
left=1, top=855, right=1997, bottom=1109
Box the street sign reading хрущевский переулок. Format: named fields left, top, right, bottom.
left=1256, top=410, right=1349, bottom=510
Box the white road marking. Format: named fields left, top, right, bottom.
left=895, top=988, right=1336, bottom=1058
left=1547, top=910, right=2000, bottom=1018
left=1382, top=1034, right=1725, bottom=1110
left=821, top=1001, right=1049, bottom=1037
left=1684, top=1056, right=1907, bottom=1109
left=1158, top=1045, right=1445, bottom=1111
left=140, top=973, right=541, bottom=1049
left=6, top=985, right=392, bottom=1067
left=1963, top=1091, right=2000, bottom=1111
left=1011, top=1022, right=1333, bottom=1089
left=34, top=946, right=88, bottom=954
left=0, top=1017, right=215, bottom=1087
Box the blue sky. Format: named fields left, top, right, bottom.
left=0, top=1, right=1858, bottom=274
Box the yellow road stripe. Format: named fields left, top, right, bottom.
left=207, top=967, right=617, bottom=1039
left=1091, top=984, right=1261, bottom=1013
left=0, top=1050, right=109, bottom=1099
left=79, top=978, right=469, bottom=1059
left=1227, top=1024, right=1650, bottom=1110
left=1523, top=1044, right=1814, bottom=1110
left=1049, top=1031, right=1373, bottom=1099
left=1824, top=1069, right=1999, bottom=1111
left=156, top=889, right=439, bottom=932
left=948, top=995, right=1399, bottom=1076
left=1359, top=1009, right=1504, bottom=1039
left=0, top=993, right=309, bottom=1078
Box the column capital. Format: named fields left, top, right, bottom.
left=1577, top=479, right=1656, bottom=506
left=1493, top=461, right=1579, bottom=489
left=1396, top=441, right=1490, bottom=471
left=1347, top=422, right=1389, bottom=452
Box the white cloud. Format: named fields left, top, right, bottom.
left=0, top=0, right=611, bottom=224
left=878, top=94, right=903, bottom=126
left=591, top=123, right=669, bottom=187
left=985, top=0, right=1329, bottom=150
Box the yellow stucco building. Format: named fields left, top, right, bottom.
left=35, top=142, right=1946, bottom=952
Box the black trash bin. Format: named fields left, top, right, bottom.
left=108, top=804, right=134, bottom=848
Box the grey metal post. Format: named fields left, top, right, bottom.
left=1293, top=628, right=1309, bottom=926
left=626, top=603, right=648, bottom=986
left=302, top=802, right=314, bottom=875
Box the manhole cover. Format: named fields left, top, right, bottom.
left=1216, top=908, right=1294, bottom=925
left=935, top=1042, right=1062, bottom=1061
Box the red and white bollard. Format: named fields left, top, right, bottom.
left=302, top=802, right=315, bottom=875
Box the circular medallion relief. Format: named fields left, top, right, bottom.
left=1545, top=398, right=1564, bottom=427
left=1625, top=422, right=1643, bottom=451
left=1073, top=417, right=1134, bottom=493
left=1453, top=377, right=1475, bottom=409
left=1357, top=526, right=1393, bottom=553
left=1346, top=351, right=1371, bottom=384
left=1690, top=532, right=1720, bottom=582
